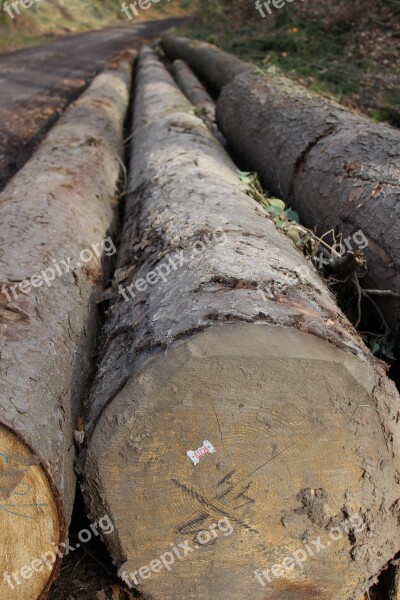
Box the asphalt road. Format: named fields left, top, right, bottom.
left=0, top=18, right=183, bottom=191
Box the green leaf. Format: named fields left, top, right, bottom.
left=265, top=205, right=283, bottom=217
left=275, top=220, right=287, bottom=229
left=371, top=341, right=380, bottom=355
left=382, top=348, right=396, bottom=360
left=284, top=209, right=300, bottom=222
left=268, top=198, right=286, bottom=211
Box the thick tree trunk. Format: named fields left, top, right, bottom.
left=216, top=71, right=400, bottom=344
left=0, top=52, right=135, bottom=599
left=161, top=36, right=400, bottom=345
left=161, top=34, right=251, bottom=91
left=81, top=48, right=400, bottom=600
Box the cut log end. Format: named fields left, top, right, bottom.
left=84, top=323, right=390, bottom=600
left=0, top=424, right=63, bottom=600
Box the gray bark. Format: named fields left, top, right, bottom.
left=161, top=34, right=252, bottom=91
left=161, top=35, right=400, bottom=344
left=217, top=70, right=400, bottom=345
left=0, top=52, right=134, bottom=599
left=81, top=48, right=400, bottom=600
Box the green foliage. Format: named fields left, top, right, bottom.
left=238, top=171, right=299, bottom=232
left=362, top=333, right=397, bottom=361
left=182, top=0, right=399, bottom=123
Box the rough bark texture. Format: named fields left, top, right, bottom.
left=390, top=563, right=400, bottom=600
left=0, top=52, right=135, bottom=600
left=216, top=70, right=400, bottom=344
left=81, top=48, right=400, bottom=600
left=171, top=59, right=216, bottom=120
left=171, top=59, right=226, bottom=144
left=161, top=34, right=251, bottom=91
left=161, top=36, right=400, bottom=346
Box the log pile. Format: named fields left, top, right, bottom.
left=80, top=47, right=400, bottom=600
left=1, top=31, right=399, bottom=600
left=161, top=35, right=400, bottom=347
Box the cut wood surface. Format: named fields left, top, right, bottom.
left=0, top=51, right=135, bottom=600
left=161, top=35, right=400, bottom=345
left=81, top=47, right=400, bottom=600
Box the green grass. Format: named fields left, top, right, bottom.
left=179, top=4, right=400, bottom=124
left=0, top=0, right=187, bottom=52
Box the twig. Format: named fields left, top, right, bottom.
left=352, top=273, right=363, bottom=328
left=116, top=155, right=128, bottom=191
left=285, top=223, right=342, bottom=257
left=361, top=290, right=391, bottom=334
left=363, top=289, right=400, bottom=297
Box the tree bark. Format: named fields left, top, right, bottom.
left=171, top=58, right=226, bottom=144
left=0, top=52, right=135, bottom=600
left=81, top=47, right=400, bottom=600
left=216, top=72, right=400, bottom=347
left=390, top=562, right=400, bottom=600
left=171, top=59, right=216, bottom=121
left=161, top=34, right=251, bottom=91
left=161, top=35, right=400, bottom=346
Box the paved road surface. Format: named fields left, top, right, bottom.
left=0, top=18, right=183, bottom=190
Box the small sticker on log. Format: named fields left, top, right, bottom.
left=187, top=440, right=215, bottom=465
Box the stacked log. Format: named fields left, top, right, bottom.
left=161, top=35, right=400, bottom=344
left=81, top=47, right=400, bottom=600
left=0, top=51, right=135, bottom=600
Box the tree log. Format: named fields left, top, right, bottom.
left=171, top=59, right=216, bottom=121
left=161, top=34, right=251, bottom=91
left=161, top=36, right=400, bottom=345
left=0, top=52, right=135, bottom=599
left=81, top=47, right=400, bottom=600
left=171, top=58, right=226, bottom=145
left=216, top=71, right=400, bottom=343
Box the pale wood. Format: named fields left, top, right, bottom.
left=0, top=426, right=59, bottom=600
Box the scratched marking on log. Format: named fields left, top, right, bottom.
left=172, top=468, right=258, bottom=541
left=0, top=450, right=46, bottom=519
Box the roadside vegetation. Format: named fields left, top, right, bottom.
left=0, top=0, right=185, bottom=52
left=180, top=0, right=400, bottom=124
